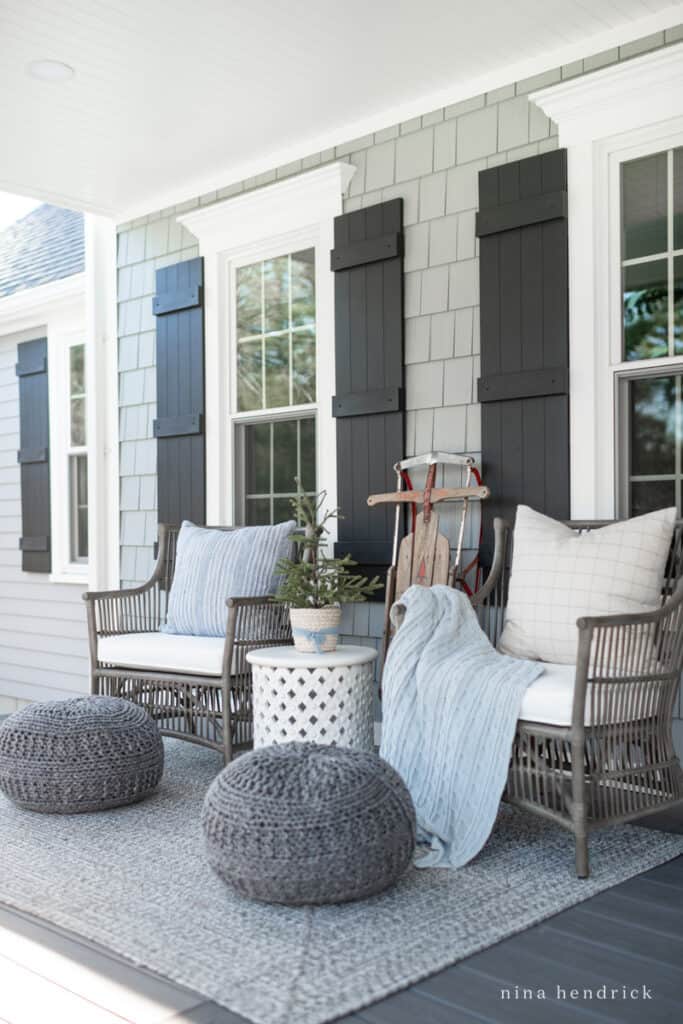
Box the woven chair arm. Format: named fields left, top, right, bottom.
left=223, top=596, right=292, bottom=676
left=576, top=583, right=683, bottom=639
left=226, top=597, right=289, bottom=636
left=83, top=577, right=158, bottom=604
left=471, top=517, right=511, bottom=607
left=571, top=587, right=683, bottom=731
left=85, top=578, right=165, bottom=649
left=225, top=595, right=278, bottom=609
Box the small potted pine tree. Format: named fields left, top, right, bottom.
left=276, top=487, right=382, bottom=653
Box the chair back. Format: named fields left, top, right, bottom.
left=473, top=516, right=683, bottom=648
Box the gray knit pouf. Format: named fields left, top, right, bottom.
left=202, top=742, right=416, bottom=905
left=0, top=697, right=164, bottom=813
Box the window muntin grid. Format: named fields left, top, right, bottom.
left=241, top=416, right=316, bottom=525
left=236, top=248, right=316, bottom=412
left=621, top=147, right=683, bottom=361
left=67, top=343, right=88, bottom=561
left=626, top=372, right=682, bottom=517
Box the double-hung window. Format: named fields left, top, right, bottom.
left=67, top=342, right=88, bottom=560
left=177, top=161, right=352, bottom=530
left=617, top=145, right=683, bottom=516
left=49, top=330, right=90, bottom=579
left=233, top=247, right=317, bottom=524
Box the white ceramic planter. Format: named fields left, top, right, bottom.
left=289, top=606, right=342, bottom=653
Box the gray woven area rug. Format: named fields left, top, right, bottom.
left=1, top=740, right=682, bottom=1024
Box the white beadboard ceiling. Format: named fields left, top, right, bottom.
left=1, top=0, right=682, bottom=221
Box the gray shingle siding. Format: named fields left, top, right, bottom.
left=0, top=205, right=84, bottom=298
left=0, top=332, right=89, bottom=707
left=115, top=29, right=683, bottom=752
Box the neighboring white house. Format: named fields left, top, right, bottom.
left=0, top=205, right=90, bottom=711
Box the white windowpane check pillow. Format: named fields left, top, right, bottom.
left=497, top=505, right=677, bottom=664
left=162, top=520, right=296, bottom=637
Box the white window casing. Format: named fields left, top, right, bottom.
left=48, top=318, right=89, bottom=582
left=532, top=42, right=683, bottom=520
left=177, top=161, right=356, bottom=532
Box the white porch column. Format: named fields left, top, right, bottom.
left=84, top=214, right=120, bottom=589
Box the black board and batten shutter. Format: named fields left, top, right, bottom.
left=16, top=338, right=51, bottom=572
left=476, top=149, right=569, bottom=561
left=331, top=198, right=404, bottom=595
left=153, top=256, right=206, bottom=529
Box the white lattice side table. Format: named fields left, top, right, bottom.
left=246, top=645, right=377, bottom=751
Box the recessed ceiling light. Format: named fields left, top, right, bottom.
left=26, top=59, right=75, bottom=83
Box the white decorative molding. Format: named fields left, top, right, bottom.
left=530, top=43, right=683, bottom=519
left=178, top=162, right=356, bottom=250
left=532, top=42, right=683, bottom=145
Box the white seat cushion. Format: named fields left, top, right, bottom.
left=98, top=633, right=225, bottom=677
left=518, top=661, right=656, bottom=727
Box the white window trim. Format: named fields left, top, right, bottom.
left=532, top=42, right=683, bottom=519
left=177, top=161, right=355, bottom=530
left=48, top=321, right=89, bottom=582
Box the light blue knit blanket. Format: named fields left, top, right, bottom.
left=379, top=584, right=543, bottom=869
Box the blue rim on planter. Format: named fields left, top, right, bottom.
left=291, top=625, right=339, bottom=653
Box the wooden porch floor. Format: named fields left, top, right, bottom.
left=0, top=808, right=681, bottom=1024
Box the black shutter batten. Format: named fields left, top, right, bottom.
left=16, top=337, right=51, bottom=572
left=153, top=256, right=206, bottom=527
left=331, top=198, right=404, bottom=594
left=476, top=149, right=570, bottom=561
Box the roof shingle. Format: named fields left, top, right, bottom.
left=0, top=204, right=84, bottom=299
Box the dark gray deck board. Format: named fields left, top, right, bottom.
left=636, top=856, right=683, bottom=887
left=415, top=963, right=614, bottom=1024
left=484, top=923, right=683, bottom=1004
left=165, top=1005, right=262, bottom=1024
left=574, top=887, right=683, bottom=938
left=544, top=901, right=683, bottom=969
left=443, top=943, right=679, bottom=1024
left=354, top=987, right=493, bottom=1024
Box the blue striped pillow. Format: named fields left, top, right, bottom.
left=162, top=520, right=296, bottom=637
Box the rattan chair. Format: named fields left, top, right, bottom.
left=472, top=517, right=683, bottom=878
left=83, top=524, right=292, bottom=763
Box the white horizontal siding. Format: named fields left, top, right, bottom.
left=0, top=331, right=89, bottom=705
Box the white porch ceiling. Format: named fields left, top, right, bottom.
left=1, top=0, right=682, bottom=222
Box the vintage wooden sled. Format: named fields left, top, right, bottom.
left=367, top=451, right=490, bottom=659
